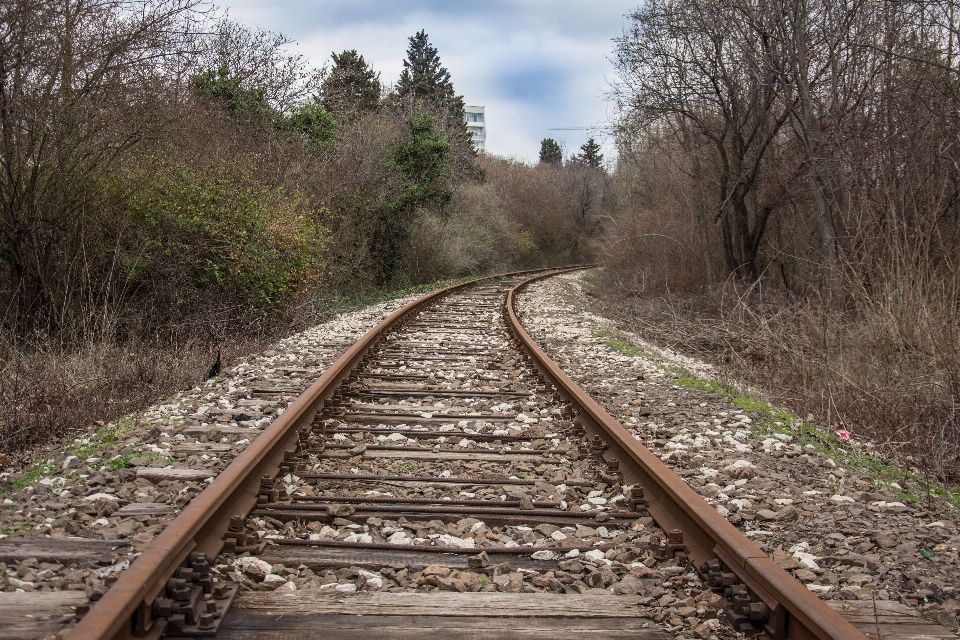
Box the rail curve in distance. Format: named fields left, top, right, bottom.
left=65, top=267, right=865, bottom=640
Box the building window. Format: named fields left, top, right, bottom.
left=466, top=113, right=484, bottom=123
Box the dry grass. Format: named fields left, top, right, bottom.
left=589, top=276, right=960, bottom=481
left=0, top=334, right=271, bottom=461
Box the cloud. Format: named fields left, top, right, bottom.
left=218, top=0, right=637, bottom=162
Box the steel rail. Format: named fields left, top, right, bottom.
left=65, top=265, right=865, bottom=640
left=504, top=272, right=866, bottom=640
left=64, top=266, right=579, bottom=640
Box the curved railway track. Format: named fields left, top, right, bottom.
left=62, top=268, right=869, bottom=640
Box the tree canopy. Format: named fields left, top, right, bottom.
left=539, top=138, right=563, bottom=164
left=394, top=30, right=475, bottom=172
left=396, top=30, right=458, bottom=109
left=321, top=49, right=381, bottom=114
left=576, top=138, right=603, bottom=169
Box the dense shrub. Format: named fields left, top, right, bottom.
left=122, top=154, right=328, bottom=311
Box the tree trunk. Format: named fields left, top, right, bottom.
left=689, top=146, right=715, bottom=288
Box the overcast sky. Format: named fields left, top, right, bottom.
left=217, top=0, right=638, bottom=163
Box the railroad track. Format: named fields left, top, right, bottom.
left=53, top=268, right=876, bottom=639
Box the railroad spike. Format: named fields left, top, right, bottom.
left=745, top=601, right=769, bottom=622
left=626, top=486, right=647, bottom=512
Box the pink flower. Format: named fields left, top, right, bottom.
left=836, top=429, right=851, bottom=441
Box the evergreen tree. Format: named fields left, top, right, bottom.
left=576, top=138, right=604, bottom=169
left=396, top=31, right=457, bottom=107
left=377, top=113, right=453, bottom=284
left=321, top=50, right=381, bottom=114
left=394, top=31, right=474, bottom=169
left=390, top=113, right=453, bottom=215
left=539, top=138, right=562, bottom=164
left=195, top=66, right=336, bottom=152
left=284, top=103, right=337, bottom=151
left=193, top=66, right=276, bottom=122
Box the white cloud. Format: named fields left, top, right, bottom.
left=217, top=0, right=637, bottom=162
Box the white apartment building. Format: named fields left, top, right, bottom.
left=465, top=105, right=485, bottom=151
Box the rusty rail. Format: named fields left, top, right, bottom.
left=65, top=265, right=865, bottom=640
left=505, top=272, right=865, bottom=640
left=64, top=267, right=577, bottom=640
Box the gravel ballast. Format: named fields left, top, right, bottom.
left=0, top=292, right=427, bottom=600
left=514, top=271, right=960, bottom=632
left=1, top=271, right=958, bottom=637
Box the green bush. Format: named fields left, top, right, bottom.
left=390, top=113, right=453, bottom=215
left=123, top=154, right=328, bottom=310
left=283, top=103, right=337, bottom=151
left=192, top=67, right=276, bottom=121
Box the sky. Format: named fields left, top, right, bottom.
left=217, top=0, right=639, bottom=164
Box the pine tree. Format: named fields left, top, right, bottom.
left=321, top=50, right=381, bottom=114
left=378, top=113, right=453, bottom=284
left=396, top=31, right=457, bottom=108
left=393, top=30, right=475, bottom=171
left=539, top=138, right=562, bottom=164
left=576, top=138, right=604, bottom=169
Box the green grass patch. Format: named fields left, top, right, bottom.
left=63, top=416, right=139, bottom=461
left=607, top=339, right=644, bottom=357
left=108, top=455, right=135, bottom=471
left=0, top=416, right=145, bottom=499
left=593, top=329, right=650, bottom=358
left=0, top=465, right=49, bottom=499
left=671, top=366, right=960, bottom=511
left=673, top=366, right=847, bottom=453
left=671, top=370, right=786, bottom=420
left=581, top=268, right=601, bottom=283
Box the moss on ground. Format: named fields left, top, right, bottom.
left=593, top=328, right=651, bottom=358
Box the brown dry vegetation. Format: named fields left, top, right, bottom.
left=600, top=0, right=960, bottom=480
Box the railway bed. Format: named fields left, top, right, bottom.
left=1, top=269, right=953, bottom=639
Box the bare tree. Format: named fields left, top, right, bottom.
left=0, top=0, right=203, bottom=333
left=737, top=0, right=889, bottom=294
left=613, top=0, right=793, bottom=280
left=195, top=18, right=325, bottom=116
